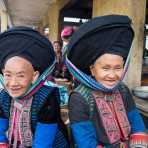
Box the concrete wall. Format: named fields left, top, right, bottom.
left=38, top=0, right=70, bottom=42
left=47, top=3, right=59, bottom=42
left=0, top=10, right=8, bottom=32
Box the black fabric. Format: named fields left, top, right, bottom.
left=38, top=89, right=61, bottom=123
left=67, top=15, right=134, bottom=74
left=38, top=89, right=69, bottom=144
left=118, top=83, right=136, bottom=112
left=68, top=83, right=136, bottom=146
left=0, top=89, right=11, bottom=118
left=0, top=26, right=55, bottom=74
left=68, top=92, right=90, bottom=123
left=0, top=108, right=6, bottom=118
left=0, top=86, right=69, bottom=146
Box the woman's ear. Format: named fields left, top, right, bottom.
left=32, top=71, right=40, bottom=84
left=2, top=69, right=4, bottom=75
left=89, top=65, right=94, bottom=76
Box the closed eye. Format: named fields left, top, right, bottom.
left=3, top=73, right=11, bottom=78
left=17, top=74, right=25, bottom=78
left=102, top=66, right=110, bottom=71
left=115, top=66, right=123, bottom=71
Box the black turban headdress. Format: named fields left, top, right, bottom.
left=0, top=26, right=55, bottom=74
left=67, top=15, right=134, bottom=75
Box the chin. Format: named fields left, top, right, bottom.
left=6, top=88, right=26, bottom=98
left=9, top=91, right=24, bottom=98
left=103, top=83, right=117, bottom=89
left=10, top=94, right=21, bottom=98
left=105, top=85, right=115, bottom=89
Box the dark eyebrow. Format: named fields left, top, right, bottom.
left=114, top=65, right=123, bottom=67
left=2, top=70, right=11, bottom=73
left=102, top=65, right=111, bottom=67
left=16, top=71, right=26, bottom=74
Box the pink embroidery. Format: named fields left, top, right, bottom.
left=9, top=98, right=33, bottom=147
left=113, top=92, right=131, bottom=140
left=95, top=99, right=120, bottom=143
left=92, top=90, right=131, bottom=144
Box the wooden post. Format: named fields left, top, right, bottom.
left=0, top=10, right=8, bottom=32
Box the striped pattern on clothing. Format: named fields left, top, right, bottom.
left=53, top=130, right=69, bottom=148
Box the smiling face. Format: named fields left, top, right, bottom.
left=2, top=56, right=39, bottom=98
left=90, top=53, right=124, bottom=89
left=53, top=42, right=61, bottom=55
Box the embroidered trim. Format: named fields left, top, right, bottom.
left=92, top=90, right=131, bottom=144
left=75, top=84, right=131, bottom=144
left=130, top=133, right=148, bottom=148
left=8, top=97, right=33, bottom=148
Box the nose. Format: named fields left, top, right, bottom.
left=108, top=70, right=116, bottom=79
left=9, top=76, right=19, bottom=86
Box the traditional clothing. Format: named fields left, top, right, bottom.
left=0, top=26, right=69, bottom=148
left=66, top=15, right=148, bottom=148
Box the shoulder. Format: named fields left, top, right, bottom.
left=74, top=84, right=92, bottom=99
left=118, top=82, right=130, bottom=91
left=0, top=89, right=10, bottom=104
left=35, top=85, right=58, bottom=101
left=69, top=91, right=88, bottom=106
left=118, top=82, right=136, bottom=111
left=0, top=89, right=11, bottom=118
left=69, top=91, right=90, bottom=123
left=68, top=85, right=92, bottom=122
left=69, top=84, right=96, bottom=112
left=32, top=85, right=60, bottom=112
left=118, top=82, right=132, bottom=98
left=69, top=84, right=92, bottom=107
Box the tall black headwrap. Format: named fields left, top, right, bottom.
left=0, top=26, right=55, bottom=74
left=67, top=15, right=134, bottom=75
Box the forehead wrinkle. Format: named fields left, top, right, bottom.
left=3, top=69, right=27, bottom=75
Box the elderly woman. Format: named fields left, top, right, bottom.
left=0, top=27, right=69, bottom=148
left=66, top=15, right=148, bottom=148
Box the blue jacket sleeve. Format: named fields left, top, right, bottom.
left=71, top=121, right=97, bottom=148
left=0, top=118, right=8, bottom=142
left=128, top=108, right=146, bottom=134
left=32, top=122, right=57, bottom=148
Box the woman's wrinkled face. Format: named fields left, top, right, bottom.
left=2, top=56, right=39, bottom=98
left=90, top=53, right=124, bottom=89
